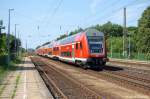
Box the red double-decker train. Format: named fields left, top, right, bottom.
left=36, top=28, right=108, bottom=69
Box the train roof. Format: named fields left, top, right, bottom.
left=57, top=28, right=104, bottom=45
left=85, top=28, right=104, bottom=36
left=57, top=32, right=82, bottom=45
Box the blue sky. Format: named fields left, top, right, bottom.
left=0, top=0, right=150, bottom=49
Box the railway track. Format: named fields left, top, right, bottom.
left=38, top=56, right=150, bottom=96
left=105, top=69, right=150, bottom=84
left=73, top=67, right=150, bottom=96
left=87, top=67, right=150, bottom=96
left=113, top=66, right=150, bottom=76
left=31, top=57, right=102, bottom=99
left=109, top=59, right=150, bottom=68
left=97, top=71, right=150, bottom=95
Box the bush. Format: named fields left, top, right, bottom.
left=0, top=55, right=8, bottom=65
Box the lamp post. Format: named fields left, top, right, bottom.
left=7, top=8, right=14, bottom=66
left=0, top=20, right=5, bottom=36
left=14, top=24, right=19, bottom=57
left=26, top=39, right=27, bottom=52
left=123, top=7, right=127, bottom=58
left=0, top=20, right=5, bottom=47
left=110, top=35, right=113, bottom=58
left=128, top=32, right=131, bottom=58
left=17, top=32, right=20, bottom=56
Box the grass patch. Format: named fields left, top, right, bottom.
left=11, top=74, right=21, bottom=99
left=13, top=56, right=22, bottom=64
left=0, top=65, right=8, bottom=84
left=0, top=55, right=22, bottom=79
left=0, top=62, right=17, bottom=97
left=0, top=64, right=9, bottom=96
left=0, top=82, right=7, bottom=96
left=0, top=55, right=23, bottom=97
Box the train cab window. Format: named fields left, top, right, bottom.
left=80, top=42, right=82, bottom=49
left=76, top=43, right=78, bottom=49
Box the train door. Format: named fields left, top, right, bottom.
left=72, top=44, right=75, bottom=62
left=75, top=42, right=83, bottom=58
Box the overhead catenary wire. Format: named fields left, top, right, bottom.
left=15, top=11, right=40, bottom=23
left=43, top=0, right=148, bottom=31
left=82, top=0, right=122, bottom=25
left=12, top=0, right=62, bottom=28
left=39, top=0, right=57, bottom=26
left=43, top=0, right=63, bottom=30
left=82, top=0, right=150, bottom=27
left=47, top=0, right=149, bottom=41
left=12, top=0, right=150, bottom=49
left=56, top=0, right=128, bottom=33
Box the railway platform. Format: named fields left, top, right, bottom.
left=0, top=57, right=54, bottom=99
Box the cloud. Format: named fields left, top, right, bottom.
left=90, top=0, right=103, bottom=14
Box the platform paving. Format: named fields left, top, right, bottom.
left=0, top=57, right=54, bottom=99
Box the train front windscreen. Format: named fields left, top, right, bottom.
left=87, top=36, right=103, bottom=53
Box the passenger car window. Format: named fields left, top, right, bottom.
left=76, top=43, right=78, bottom=49
left=80, top=42, right=82, bottom=49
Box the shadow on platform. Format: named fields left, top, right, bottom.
left=11, top=66, right=35, bottom=71
left=11, top=60, right=36, bottom=71
left=22, top=60, right=33, bottom=64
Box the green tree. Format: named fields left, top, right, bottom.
left=92, top=21, right=123, bottom=37
left=137, top=6, right=150, bottom=54
left=56, top=27, right=83, bottom=41
left=56, top=34, right=67, bottom=40
left=69, top=28, right=83, bottom=36
left=107, top=37, right=123, bottom=52
left=0, top=33, right=7, bottom=55
left=0, top=33, right=21, bottom=55
left=127, top=26, right=138, bottom=52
